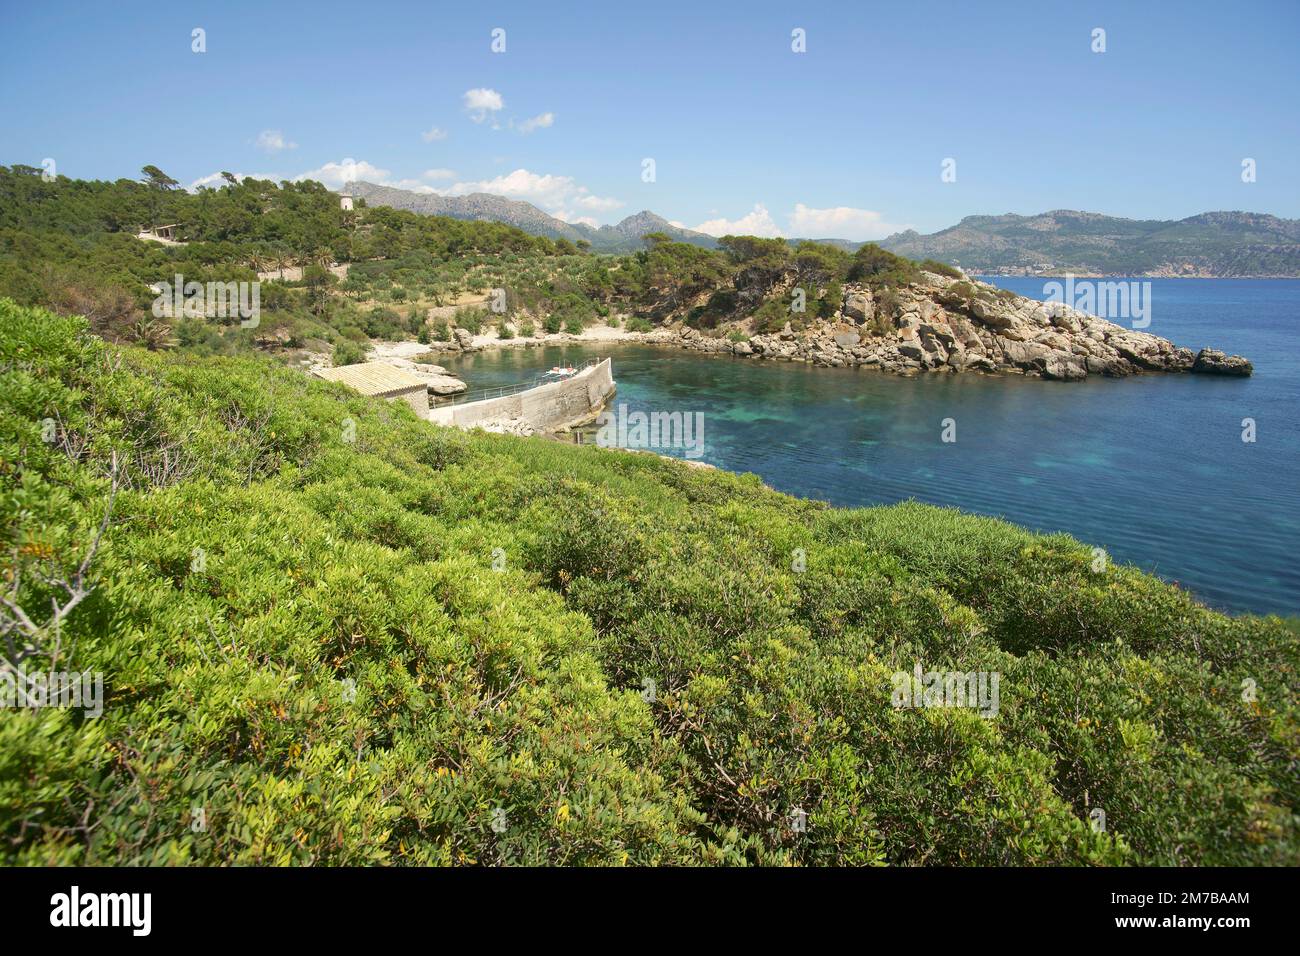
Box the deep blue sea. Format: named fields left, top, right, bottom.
left=441, top=279, right=1300, bottom=616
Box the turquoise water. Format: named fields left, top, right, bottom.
left=440, top=279, right=1300, bottom=616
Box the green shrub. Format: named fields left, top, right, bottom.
left=453, top=307, right=486, bottom=335
left=848, top=244, right=919, bottom=287
left=333, top=339, right=367, bottom=366
left=1, top=297, right=1295, bottom=868
left=920, top=259, right=963, bottom=279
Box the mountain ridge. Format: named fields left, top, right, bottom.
left=343, top=181, right=717, bottom=252
left=345, top=182, right=1300, bottom=275
left=878, top=209, right=1300, bottom=277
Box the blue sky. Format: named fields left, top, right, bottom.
left=2, top=0, right=1297, bottom=238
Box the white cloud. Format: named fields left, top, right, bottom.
left=205, top=158, right=621, bottom=223
left=691, top=202, right=908, bottom=240
left=420, top=126, right=448, bottom=142
left=391, top=178, right=438, bottom=193
left=517, top=112, right=555, bottom=134
left=293, top=158, right=392, bottom=190
left=255, top=129, right=296, bottom=153
left=788, top=203, right=907, bottom=240
left=693, top=204, right=783, bottom=238
left=436, top=168, right=622, bottom=218
left=556, top=212, right=599, bottom=228
left=464, top=88, right=505, bottom=123
left=188, top=171, right=279, bottom=191
left=573, top=193, right=623, bottom=212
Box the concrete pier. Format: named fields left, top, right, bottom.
left=428, top=358, right=615, bottom=432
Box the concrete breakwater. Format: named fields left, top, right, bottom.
left=428, top=358, right=615, bottom=434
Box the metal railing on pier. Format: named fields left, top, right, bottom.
left=436, top=356, right=606, bottom=407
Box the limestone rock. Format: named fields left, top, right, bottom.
left=843, top=292, right=874, bottom=323
left=424, top=374, right=469, bottom=395
left=641, top=272, right=1250, bottom=383
left=1191, top=348, right=1253, bottom=376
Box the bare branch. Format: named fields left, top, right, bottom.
left=0, top=450, right=122, bottom=673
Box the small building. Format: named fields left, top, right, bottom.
left=314, top=362, right=429, bottom=416
left=137, top=223, right=182, bottom=243
left=339, top=194, right=354, bottom=212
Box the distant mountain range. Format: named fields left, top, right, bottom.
left=344, top=182, right=1300, bottom=276
left=878, top=210, right=1300, bottom=277
left=343, top=181, right=716, bottom=252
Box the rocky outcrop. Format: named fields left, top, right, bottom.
left=1191, top=348, right=1254, bottom=377
left=658, top=273, right=1250, bottom=381
left=451, top=327, right=476, bottom=352
left=473, top=416, right=538, bottom=436
left=420, top=370, right=469, bottom=395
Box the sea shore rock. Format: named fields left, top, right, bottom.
left=676, top=274, right=1251, bottom=382
left=1191, top=347, right=1254, bottom=376
left=412, top=273, right=1251, bottom=384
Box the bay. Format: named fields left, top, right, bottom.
left=440, top=278, right=1300, bottom=616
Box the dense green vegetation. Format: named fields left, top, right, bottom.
left=0, top=165, right=567, bottom=361
left=3, top=298, right=1296, bottom=866
left=0, top=166, right=951, bottom=364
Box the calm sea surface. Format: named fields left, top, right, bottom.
left=440, top=279, right=1299, bottom=616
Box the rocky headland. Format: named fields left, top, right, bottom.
left=425, top=272, right=1252, bottom=382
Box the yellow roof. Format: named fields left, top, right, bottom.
left=314, top=362, right=426, bottom=396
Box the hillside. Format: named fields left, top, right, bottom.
left=2, top=297, right=1297, bottom=865
left=880, top=209, right=1300, bottom=277
left=0, top=167, right=1256, bottom=387
left=344, top=181, right=717, bottom=252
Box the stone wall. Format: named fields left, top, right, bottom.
left=388, top=385, right=429, bottom=416
left=428, top=358, right=615, bottom=431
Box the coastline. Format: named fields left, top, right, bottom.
left=400, top=288, right=1252, bottom=381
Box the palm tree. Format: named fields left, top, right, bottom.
left=129, top=316, right=177, bottom=351
left=271, top=243, right=291, bottom=280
